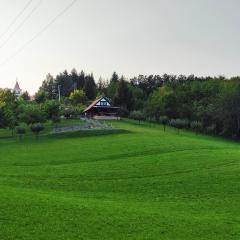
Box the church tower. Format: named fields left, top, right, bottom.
left=13, top=80, right=22, bottom=96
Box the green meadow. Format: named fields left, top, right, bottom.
left=0, top=120, right=240, bottom=239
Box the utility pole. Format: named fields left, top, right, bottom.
left=58, top=85, right=61, bottom=103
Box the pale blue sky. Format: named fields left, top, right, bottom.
left=0, top=0, right=239, bottom=94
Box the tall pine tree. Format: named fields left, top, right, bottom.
left=84, top=74, right=97, bottom=100
left=113, top=77, right=134, bottom=111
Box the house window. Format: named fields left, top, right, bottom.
left=100, top=101, right=107, bottom=106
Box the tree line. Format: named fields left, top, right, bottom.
left=1, top=69, right=240, bottom=139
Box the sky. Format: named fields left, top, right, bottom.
left=0, top=0, right=240, bottom=94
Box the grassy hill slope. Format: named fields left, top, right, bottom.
left=0, top=120, right=240, bottom=239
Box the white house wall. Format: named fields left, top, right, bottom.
left=95, top=97, right=111, bottom=107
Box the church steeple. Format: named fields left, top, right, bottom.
left=13, top=79, right=22, bottom=96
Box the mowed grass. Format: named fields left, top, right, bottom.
left=0, top=120, right=240, bottom=239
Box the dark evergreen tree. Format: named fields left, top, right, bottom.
left=77, top=70, right=85, bottom=89
left=110, top=72, right=119, bottom=84
left=21, top=91, right=30, bottom=101
left=107, top=72, right=120, bottom=99
left=98, top=77, right=106, bottom=95
left=84, top=74, right=97, bottom=100
left=113, top=77, right=134, bottom=111
left=39, top=74, right=56, bottom=100
left=34, top=91, right=47, bottom=104
left=70, top=68, right=79, bottom=91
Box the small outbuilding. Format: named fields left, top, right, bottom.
left=84, top=97, right=120, bottom=120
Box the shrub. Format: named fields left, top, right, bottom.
left=159, top=116, right=169, bottom=131
left=16, top=126, right=26, bottom=140
left=34, top=91, right=47, bottom=104
left=61, top=105, right=86, bottom=118
left=190, top=121, right=203, bottom=134
left=43, top=100, right=61, bottom=124
left=19, top=104, right=46, bottom=125
left=205, top=124, right=216, bottom=135
left=69, top=90, right=86, bottom=105
left=169, top=119, right=189, bottom=133
left=30, top=123, right=44, bottom=138
left=72, top=105, right=86, bottom=116
left=129, top=110, right=146, bottom=124
left=117, top=108, right=129, bottom=118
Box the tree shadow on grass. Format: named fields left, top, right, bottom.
left=0, top=129, right=131, bottom=146
left=48, top=129, right=131, bottom=140
left=0, top=135, right=13, bottom=140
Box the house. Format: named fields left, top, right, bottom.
left=13, top=81, right=22, bottom=96
left=84, top=96, right=120, bottom=120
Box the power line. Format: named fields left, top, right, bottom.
left=0, top=0, right=42, bottom=50
left=0, top=0, right=33, bottom=40
left=0, top=0, right=78, bottom=68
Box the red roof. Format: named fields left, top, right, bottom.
left=84, top=97, right=102, bottom=112
left=83, top=97, right=119, bottom=113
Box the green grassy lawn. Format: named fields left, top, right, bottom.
left=0, top=120, right=240, bottom=239
left=0, top=119, right=85, bottom=140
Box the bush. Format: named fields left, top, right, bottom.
left=129, top=110, right=146, bottom=124
left=159, top=116, right=169, bottom=131
left=190, top=121, right=203, bottom=134
left=19, top=104, right=46, bottom=125
left=169, top=119, right=189, bottom=133
left=117, top=108, right=129, bottom=118
left=34, top=91, right=47, bottom=104
left=61, top=105, right=86, bottom=119
left=30, top=123, right=44, bottom=138
left=72, top=105, right=86, bottom=116
left=43, top=100, right=61, bottom=124
left=16, top=126, right=26, bottom=140
left=69, top=90, right=86, bottom=105
left=205, top=124, right=216, bottom=135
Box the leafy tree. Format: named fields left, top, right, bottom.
left=117, top=108, right=129, bottom=118
left=130, top=110, right=146, bottom=124
left=69, top=89, right=86, bottom=105
left=21, top=91, right=31, bottom=101
left=61, top=104, right=85, bottom=118
left=19, top=105, right=46, bottom=125
left=190, top=121, right=203, bottom=135
left=159, top=116, right=169, bottom=131
left=16, top=125, right=26, bottom=140
left=130, top=74, right=164, bottom=96
left=128, top=85, right=146, bottom=110
left=214, top=82, right=240, bottom=137
left=145, top=87, right=173, bottom=121
left=113, top=78, right=134, bottom=111
left=30, top=123, right=44, bottom=138
left=71, top=105, right=86, bottom=116
left=54, top=70, right=74, bottom=97
left=43, top=100, right=61, bottom=124
left=0, top=103, right=18, bottom=135
left=5, top=108, right=18, bottom=136
left=169, top=119, right=189, bottom=134
left=35, top=91, right=47, bottom=104
left=0, top=103, right=9, bottom=128
left=205, top=124, right=217, bottom=135
left=0, top=89, right=16, bottom=104
left=39, top=74, right=57, bottom=99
